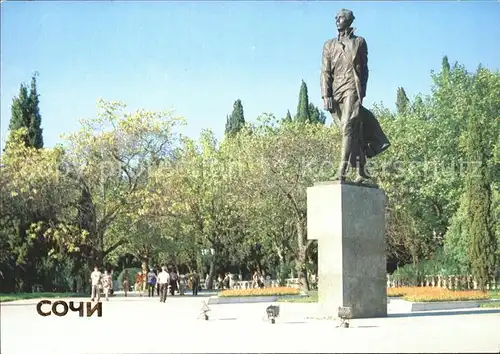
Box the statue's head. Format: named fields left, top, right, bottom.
left=335, top=9, right=355, bottom=31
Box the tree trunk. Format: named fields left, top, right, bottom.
left=296, top=247, right=309, bottom=291
left=206, top=259, right=216, bottom=290
left=295, top=219, right=309, bottom=291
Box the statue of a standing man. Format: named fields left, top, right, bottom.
left=321, top=9, right=390, bottom=184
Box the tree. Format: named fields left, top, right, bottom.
left=225, top=99, right=245, bottom=137
left=308, top=103, right=327, bottom=125
left=284, top=110, right=292, bottom=123
left=442, top=55, right=451, bottom=75
left=294, top=80, right=311, bottom=123
left=27, top=74, right=44, bottom=149
left=0, top=129, right=74, bottom=291
left=145, top=130, right=251, bottom=288
left=47, top=100, right=185, bottom=268
left=465, top=68, right=498, bottom=290
left=396, top=87, right=410, bottom=115
left=236, top=116, right=340, bottom=290
left=7, top=73, right=43, bottom=149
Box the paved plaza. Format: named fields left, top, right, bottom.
left=1, top=293, right=500, bottom=353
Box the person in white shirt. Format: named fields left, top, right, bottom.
left=102, top=270, right=112, bottom=301
left=157, top=266, right=170, bottom=303
left=90, top=266, right=102, bottom=302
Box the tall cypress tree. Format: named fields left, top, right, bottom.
left=27, top=74, right=44, bottom=148
left=7, top=73, right=43, bottom=148
left=396, top=87, right=410, bottom=115
left=466, top=94, right=496, bottom=290
left=9, top=84, right=30, bottom=147
left=225, top=99, right=245, bottom=137
left=442, top=55, right=451, bottom=74
left=295, top=80, right=311, bottom=123
left=284, top=110, right=292, bottom=123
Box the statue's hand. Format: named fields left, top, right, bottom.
left=323, top=97, right=334, bottom=111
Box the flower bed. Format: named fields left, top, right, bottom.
left=387, top=287, right=490, bottom=302
left=218, top=287, right=301, bottom=298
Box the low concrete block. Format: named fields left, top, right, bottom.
left=388, top=298, right=500, bottom=312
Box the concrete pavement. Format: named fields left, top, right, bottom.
left=1, top=293, right=500, bottom=353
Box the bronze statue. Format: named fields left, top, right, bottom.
left=321, top=9, right=390, bottom=184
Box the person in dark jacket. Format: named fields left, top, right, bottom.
left=147, top=268, right=157, bottom=297
left=191, top=270, right=200, bottom=296
left=169, top=268, right=179, bottom=296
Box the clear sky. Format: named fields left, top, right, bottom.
left=1, top=1, right=499, bottom=149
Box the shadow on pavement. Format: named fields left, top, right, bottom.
left=389, top=309, right=500, bottom=318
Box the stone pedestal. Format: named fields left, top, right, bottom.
left=307, top=181, right=387, bottom=319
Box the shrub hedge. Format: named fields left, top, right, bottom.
left=218, top=287, right=301, bottom=297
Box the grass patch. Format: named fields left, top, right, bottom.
left=480, top=302, right=500, bottom=308
left=387, top=287, right=490, bottom=302
left=0, top=292, right=86, bottom=303
left=218, top=287, right=301, bottom=298
left=489, top=291, right=500, bottom=300
left=278, top=290, right=318, bottom=303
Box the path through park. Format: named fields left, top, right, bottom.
left=1, top=293, right=500, bottom=353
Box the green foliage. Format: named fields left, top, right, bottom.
left=292, top=81, right=325, bottom=125
left=391, top=249, right=466, bottom=286
left=284, top=110, right=292, bottom=123
left=225, top=99, right=245, bottom=136
left=0, top=293, right=86, bottom=303
left=27, top=74, right=44, bottom=149
left=444, top=196, right=470, bottom=271
left=7, top=73, right=43, bottom=149
left=2, top=58, right=499, bottom=293
left=308, top=103, right=326, bottom=125
left=117, top=267, right=141, bottom=290
left=294, top=80, right=311, bottom=123
left=396, top=87, right=410, bottom=115
left=9, top=84, right=29, bottom=132
left=465, top=67, right=498, bottom=290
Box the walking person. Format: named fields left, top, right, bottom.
left=102, top=270, right=112, bottom=301
left=90, top=266, right=102, bottom=302
left=157, top=266, right=170, bottom=303
left=141, top=268, right=147, bottom=296
left=191, top=270, right=200, bottom=296
left=123, top=269, right=130, bottom=297
left=156, top=266, right=161, bottom=296
left=147, top=268, right=157, bottom=297
left=178, top=274, right=187, bottom=295
left=169, top=268, right=179, bottom=296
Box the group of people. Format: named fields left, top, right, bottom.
left=90, top=266, right=114, bottom=302
left=121, top=266, right=201, bottom=301
left=90, top=265, right=268, bottom=302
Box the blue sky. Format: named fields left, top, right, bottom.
left=1, top=1, right=499, bottom=149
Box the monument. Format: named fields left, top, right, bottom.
left=320, top=9, right=390, bottom=184
left=308, top=9, right=390, bottom=318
